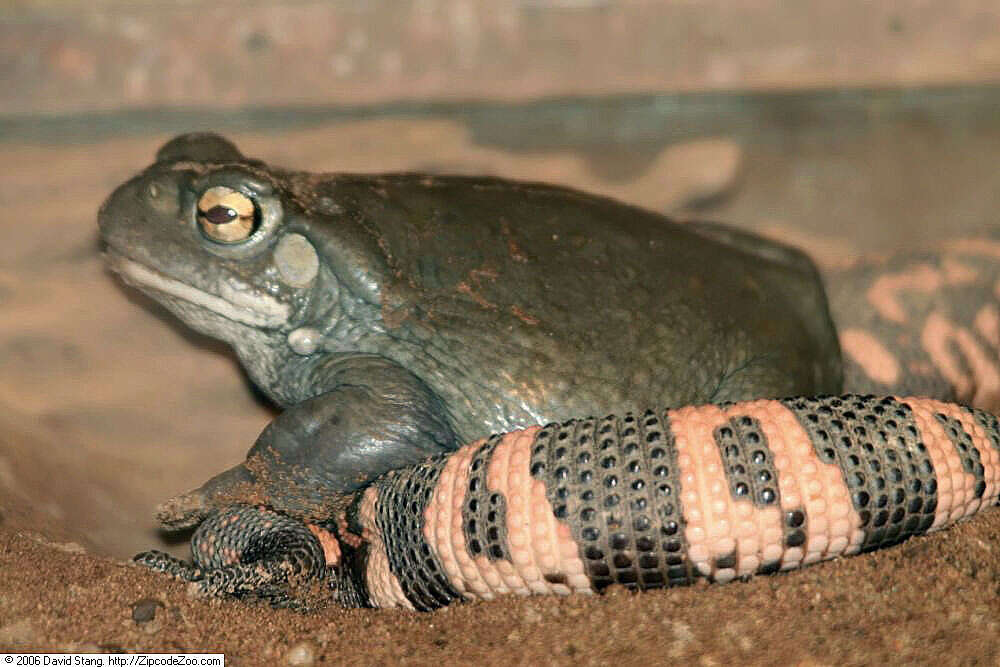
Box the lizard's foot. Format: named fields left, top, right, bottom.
left=134, top=506, right=331, bottom=609
left=134, top=549, right=206, bottom=581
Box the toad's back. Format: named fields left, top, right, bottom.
left=308, top=173, right=843, bottom=436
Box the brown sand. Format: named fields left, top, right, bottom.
left=3, top=509, right=999, bottom=664
left=2, top=126, right=999, bottom=664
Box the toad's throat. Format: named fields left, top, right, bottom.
left=107, top=252, right=291, bottom=329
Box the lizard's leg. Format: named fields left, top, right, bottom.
left=135, top=506, right=331, bottom=608
left=825, top=237, right=1000, bottom=410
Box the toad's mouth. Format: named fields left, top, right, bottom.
left=105, top=250, right=291, bottom=329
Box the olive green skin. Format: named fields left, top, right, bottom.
left=99, top=133, right=841, bottom=521
left=322, top=175, right=843, bottom=431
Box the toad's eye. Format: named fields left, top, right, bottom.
left=196, top=186, right=258, bottom=243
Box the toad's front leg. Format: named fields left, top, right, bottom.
left=152, top=353, right=458, bottom=532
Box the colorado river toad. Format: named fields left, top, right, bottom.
left=100, top=133, right=841, bottom=527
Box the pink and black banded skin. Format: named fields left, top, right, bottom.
left=136, top=394, right=1000, bottom=610
left=826, top=238, right=1000, bottom=412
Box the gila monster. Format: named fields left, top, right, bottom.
left=136, top=394, right=1000, bottom=610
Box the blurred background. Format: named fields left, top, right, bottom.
left=3, top=0, right=1000, bottom=558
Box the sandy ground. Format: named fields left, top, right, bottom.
left=2, top=113, right=999, bottom=664
left=2, top=512, right=999, bottom=664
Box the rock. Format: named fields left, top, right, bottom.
left=131, top=597, right=163, bottom=624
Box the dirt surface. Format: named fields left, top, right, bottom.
left=2, top=512, right=1000, bottom=664
left=2, top=111, right=1000, bottom=663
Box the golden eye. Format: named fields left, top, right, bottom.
left=196, top=186, right=257, bottom=243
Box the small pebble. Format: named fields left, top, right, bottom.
left=285, top=640, right=316, bottom=666
left=131, top=598, right=162, bottom=624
